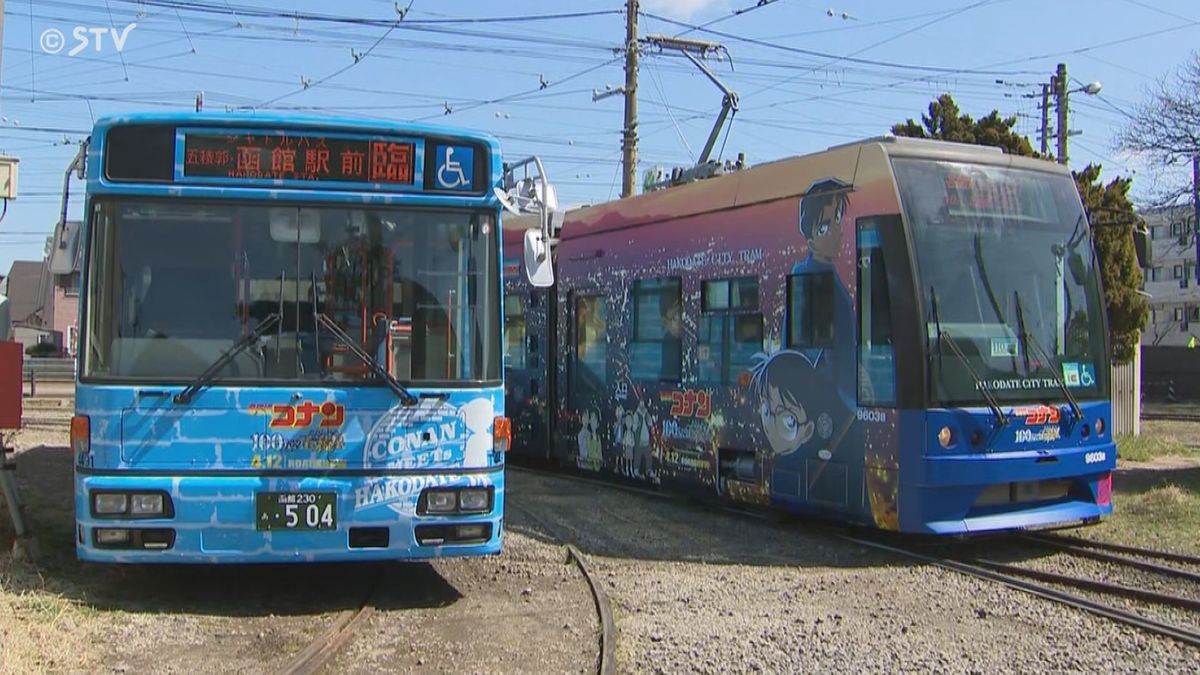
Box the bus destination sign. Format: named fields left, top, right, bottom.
left=181, top=132, right=416, bottom=185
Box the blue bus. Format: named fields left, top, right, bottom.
left=70, top=112, right=557, bottom=562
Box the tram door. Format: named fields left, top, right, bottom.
left=504, top=286, right=552, bottom=459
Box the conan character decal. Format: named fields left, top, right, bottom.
left=793, top=178, right=856, bottom=411
left=749, top=350, right=831, bottom=458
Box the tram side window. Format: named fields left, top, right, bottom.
left=575, top=294, right=608, bottom=393
left=699, top=277, right=763, bottom=384
left=786, top=273, right=835, bottom=348
left=630, top=278, right=683, bottom=381
left=857, top=220, right=896, bottom=406
left=504, top=295, right=526, bottom=370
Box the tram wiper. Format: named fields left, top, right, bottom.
left=929, top=286, right=1008, bottom=429
left=314, top=312, right=418, bottom=406
left=174, top=313, right=281, bottom=405
left=1013, top=291, right=1083, bottom=423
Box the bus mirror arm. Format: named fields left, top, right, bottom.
left=501, top=155, right=560, bottom=287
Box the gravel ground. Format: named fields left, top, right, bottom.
left=1, top=399, right=598, bottom=674
left=5, top=398, right=1198, bottom=673
left=507, top=468, right=1200, bottom=673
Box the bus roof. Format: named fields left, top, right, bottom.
left=90, top=111, right=501, bottom=149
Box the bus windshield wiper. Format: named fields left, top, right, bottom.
left=315, top=313, right=418, bottom=406
left=930, top=286, right=1008, bottom=429
left=1013, top=291, right=1083, bottom=423
left=174, top=313, right=281, bottom=405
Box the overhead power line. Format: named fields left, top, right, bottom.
left=639, top=11, right=1042, bottom=76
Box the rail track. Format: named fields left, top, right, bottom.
left=506, top=498, right=617, bottom=675
left=1140, top=411, right=1200, bottom=422
left=276, top=601, right=377, bottom=675
left=507, top=462, right=1200, bottom=650
left=843, top=534, right=1200, bottom=648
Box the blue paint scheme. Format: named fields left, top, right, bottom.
left=76, top=112, right=510, bottom=562
left=898, top=401, right=1114, bottom=534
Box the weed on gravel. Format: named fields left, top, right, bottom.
left=0, top=551, right=98, bottom=674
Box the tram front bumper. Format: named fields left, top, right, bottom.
left=901, top=441, right=1116, bottom=535
left=74, top=469, right=504, bottom=563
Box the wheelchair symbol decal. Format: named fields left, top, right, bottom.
left=1079, top=364, right=1095, bottom=387
left=435, top=145, right=474, bottom=190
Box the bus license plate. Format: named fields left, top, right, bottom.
left=255, top=492, right=337, bottom=531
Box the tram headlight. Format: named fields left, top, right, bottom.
left=937, top=426, right=956, bottom=449
left=1095, top=418, right=1105, bottom=436
left=458, top=488, right=491, bottom=513
left=93, top=493, right=128, bottom=515
left=424, top=490, right=458, bottom=514
left=130, top=494, right=165, bottom=516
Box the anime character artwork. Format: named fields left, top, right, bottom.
left=750, top=350, right=854, bottom=504
left=792, top=178, right=856, bottom=411
left=747, top=178, right=867, bottom=516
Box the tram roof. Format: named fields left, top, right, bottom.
left=528, top=135, right=1073, bottom=241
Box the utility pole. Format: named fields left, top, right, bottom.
left=1194, top=153, right=1199, bottom=281
left=1055, top=62, right=1069, bottom=166
left=1040, top=83, right=1050, bottom=157
left=621, top=0, right=638, bottom=199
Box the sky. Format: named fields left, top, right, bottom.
left=1, top=0, right=1198, bottom=273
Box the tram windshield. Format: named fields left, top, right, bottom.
left=82, top=199, right=500, bottom=385
left=892, top=158, right=1109, bottom=405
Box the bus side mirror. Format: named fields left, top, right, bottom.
left=1133, top=226, right=1152, bottom=269
left=524, top=228, right=554, bottom=288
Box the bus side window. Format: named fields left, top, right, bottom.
left=857, top=219, right=896, bottom=406
left=786, top=273, right=835, bottom=348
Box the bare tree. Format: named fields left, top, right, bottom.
left=1119, top=52, right=1200, bottom=211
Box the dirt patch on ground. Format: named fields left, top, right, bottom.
left=1, top=406, right=597, bottom=674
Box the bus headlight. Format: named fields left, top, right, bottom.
left=424, top=490, right=457, bottom=513
left=130, top=494, right=165, bottom=516
left=93, top=493, right=128, bottom=515
left=95, top=528, right=130, bottom=545
left=458, top=488, right=490, bottom=513
left=1095, top=418, right=1105, bottom=436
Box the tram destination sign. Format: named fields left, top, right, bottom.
left=180, top=130, right=417, bottom=186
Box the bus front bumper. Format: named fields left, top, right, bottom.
left=74, top=469, right=504, bottom=563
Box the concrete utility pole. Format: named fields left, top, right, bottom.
left=1040, top=83, right=1050, bottom=157
left=1194, top=153, right=1199, bottom=281
left=1055, top=62, right=1069, bottom=166
left=621, top=0, right=638, bottom=199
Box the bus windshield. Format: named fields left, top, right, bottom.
left=892, top=158, right=1108, bottom=405
left=83, top=199, right=500, bottom=385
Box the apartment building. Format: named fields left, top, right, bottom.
left=1141, top=204, right=1200, bottom=347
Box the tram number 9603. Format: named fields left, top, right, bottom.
left=255, top=492, right=337, bottom=531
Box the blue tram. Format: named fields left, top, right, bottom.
left=503, top=136, right=1117, bottom=534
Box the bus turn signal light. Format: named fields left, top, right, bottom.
left=494, top=416, right=511, bottom=453
left=70, top=415, right=90, bottom=456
